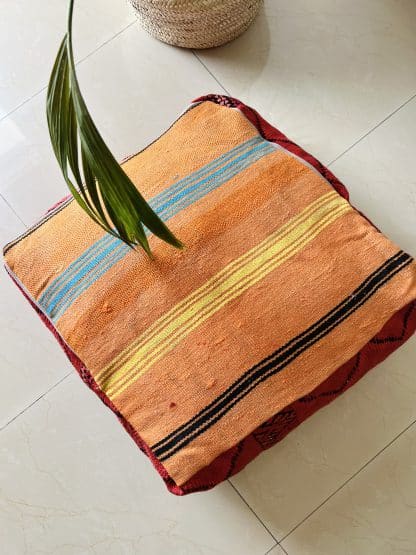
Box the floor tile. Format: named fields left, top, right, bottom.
left=281, top=423, right=416, bottom=554
left=0, top=23, right=222, bottom=226
left=0, top=197, right=70, bottom=429
left=196, top=0, right=416, bottom=164
left=230, top=96, right=416, bottom=540
left=0, top=375, right=275, bottom=555
left=0, top=0, right=135, bottom=117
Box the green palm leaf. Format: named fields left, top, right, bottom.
left=46, top=0, right=183, bottom=253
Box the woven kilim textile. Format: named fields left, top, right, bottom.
left=4, top=95, right=416, bottom=494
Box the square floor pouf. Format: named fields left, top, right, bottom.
left=4, top=95, right=416, bottom=495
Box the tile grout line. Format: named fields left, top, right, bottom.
left=227, top=479, right=279, bottom=549
left=0, top=372, right=72, bottom=433
left=77, top=19, right=136, bottom=66
left=0, top=20, right=136, bottom=124
left=0, top=18, right=136, bottom=225
left=0, top=192, right=27, bottom=228
left=191, top=51, right=232, bottom=96
left=328, top=92, right=416, bottom=167
left=265, top=543, right=289, bottom=555
left=186, top=55, right=415, bottom=176
left=279, top=414, right=416, bottom=544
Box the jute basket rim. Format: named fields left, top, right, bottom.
left=135, top=0, right=231, bottom=8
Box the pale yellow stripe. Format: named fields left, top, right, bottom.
left=96, top=190, right=338, bottom=384
left=108, top=202, right=350, bottom=399
left=103, top=197, right=351, bottom=398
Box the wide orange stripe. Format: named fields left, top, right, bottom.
left=120, top=211, right=410, bottom=442
left=122, top=101, right=258, bottom=200
left=58, top=150, right=328, bottom=370
left=98, top=191, right=340, bottom=389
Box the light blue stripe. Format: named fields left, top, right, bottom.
left=152, top=135, right=263, bottom=205
left=46, top=141, right=275, bottom=319
left=47, top=143, right=275, bottom=320
left=159, top=144, right=274, bottom=221
left=49, top=144, right=274, bottom=316
left=39, top=233, right=114, bottom=305
left=51, top=243, right=129, bottom=320
left=46, top=142, right=273, bottom=319
left=46, top=239, right=124, bottom=314
left=154, top=142, right=272, bottom=214
left=40, top=136, right=261, bottom=307
left=43, top=137, right=276, bottom=320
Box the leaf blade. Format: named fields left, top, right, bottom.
left=45, top=0, right=183, bottom=254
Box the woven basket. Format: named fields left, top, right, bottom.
left=129, top=0, right=262, bottom=49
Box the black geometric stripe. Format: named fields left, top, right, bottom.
left=299, top=352, right=361, bottom=403
left=152, top=251, right=413, bottom=461
left=160, top=252, right=413, bottom=461
left=153, top=251, right=409, bottom=458
left=253, top=409, right=298, bottom=449
left=370, top=300, right=415, bottom=344
left=225, top=439, right=246, bottom=479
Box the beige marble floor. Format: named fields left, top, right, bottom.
left=0, top=1, right=415, bottom=553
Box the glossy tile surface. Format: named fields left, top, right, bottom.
left=0, top=375, right=275, bottom=555
left=197, top=0, right=416, bottom=163
left=281, top=424, right=416, bottom=554
left=329, top=95, right=416, bottom=256
left=0, top=198, right=70, bottom=429
left=0, top=0, right=135, bottom=117
left=1, top=0, right=416, bottom=553
left=232, top=335, right=416, bottom=538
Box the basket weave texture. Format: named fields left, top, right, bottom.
left=129, top=0, right=262, bottom=49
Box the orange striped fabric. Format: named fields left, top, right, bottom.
left=4, top=100, right=416, bottom=487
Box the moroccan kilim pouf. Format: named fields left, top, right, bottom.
left=4, top=95, right=416, bottom=494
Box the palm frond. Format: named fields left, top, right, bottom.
left=46, top=0, right=183, bottom=253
